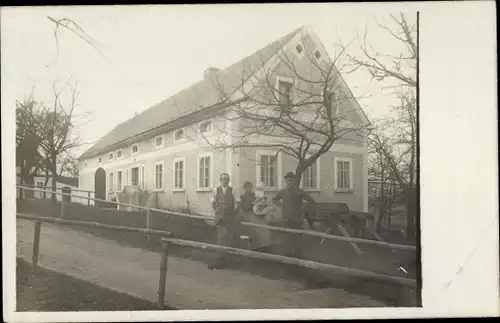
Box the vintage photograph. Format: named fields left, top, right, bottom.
left=7, top=4, right=421, bottom=315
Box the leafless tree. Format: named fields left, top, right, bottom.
left=18, top=78, right=84, bottom=202
left=58, top=152, right=79, bottom=178
left=368, top=91, right=417, bottom=239
left=368, top=126, right=406, bottom=234
left=16, top=98, right=43, bottom=197
left=344, top=13, right=417, bottom=89
left=47, top=16, right=109, bottom=65
left=342, top=13, right=417, bottom=240
left=196, top=35, right=371, bottom=186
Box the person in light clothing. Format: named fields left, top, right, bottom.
left=253, top=183, right=281, bottom=224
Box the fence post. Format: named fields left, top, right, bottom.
left=146, top=209, right=152, bottom=244
left=61, top=187, right=71, bottom=219
left=32, top=221, right=42, bottom=274
left=88, top=191, right=91, bottom=206
left=157, top=238, right=170, bottom=309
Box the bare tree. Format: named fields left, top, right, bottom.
left=344, top=13, right=417, bottom=88
left=343, top=13, right=417, bottom=240
left=16, top=98, right=44, bottom=197
left=369, top=91, right=417, bottom=239
left=197, top=34, right=370, bottom=185
left=368, top=126, right=405, bottom=233
left=47, top=16, right=110, bottom=65
left=19, top=78, right=84, bottom=202
left=58, top=152, right=79, bottom=178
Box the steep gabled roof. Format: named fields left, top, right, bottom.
left=79, top=27, right=302, bottom=160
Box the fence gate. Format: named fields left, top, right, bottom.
left=94, top=167, right=106, bottom=206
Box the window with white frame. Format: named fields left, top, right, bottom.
left=109, top=172, right=114, bottom=192
left=154, top=162, right=164, bottom=191
left=131, top=144, right=139, bottom=155
left=174, top=129, right=185, bottom=141
left=116, top=149, right=123, bottom=159
left=173, top=158, right=185, bottom=190
left=335, top=158, right=352, bottom=190
left=98, top=156, right=102, bottom=163
left=302, top=159, right=319, bottom=190
left=131, top=167, right=139, bottom=186
left=198, top=154, right=211, bottom=189
left=108, top=153, right=114, bottom=161
left=116, top=170, right=123, bottom=191
left=260, top=153, right=278, bottom=188
left=199, top=121, right=212, bottom=134
left=154, top=135, right=164, bottom=149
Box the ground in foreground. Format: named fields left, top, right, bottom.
left=16, top=258, right=169, bottom=311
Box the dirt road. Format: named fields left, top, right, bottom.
left=16, top=218, right=385, bottom=309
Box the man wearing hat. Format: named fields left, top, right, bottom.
left=272, top=172, right=316, bottom=259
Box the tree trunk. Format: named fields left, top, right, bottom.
left=23, top=161, right=35, bottom=199
left=43, top=170, right=50, bottom=199
left=294, top=165, right=305, bottom=188
left=51, top=157, right=57, bottom=204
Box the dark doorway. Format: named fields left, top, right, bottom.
left=94, top=167, right=106, bottom=207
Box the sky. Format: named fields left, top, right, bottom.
left=2, top=4, right=416, bottom=158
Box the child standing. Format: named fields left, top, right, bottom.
left=238, top=181, right=256, bottom=217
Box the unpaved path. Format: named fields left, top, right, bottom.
left=16, top=219, right=385, bottom=309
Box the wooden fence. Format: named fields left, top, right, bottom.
left=17, top=212, right=416, bottom=309
left=18, top=184, right=95, bottom=206
left=17, top=185, right=416, bottom=252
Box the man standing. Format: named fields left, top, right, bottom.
left=209, top=173, right=240, bottom=269
left=272, top=172, right=316, bottom=259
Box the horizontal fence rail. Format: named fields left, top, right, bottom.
left=17, top=213, right=172, bottom=237
left=17, top=212, right=416, bottom=310
left=163, top=237, right=417, bottom=287
left=18, top=184, right=95, bottom=193
left=17, top=185, right=417, bottom=251
left=155, top=237, right=417, bottom=308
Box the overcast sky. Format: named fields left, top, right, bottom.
left=2, top=4, right=415, bottom=157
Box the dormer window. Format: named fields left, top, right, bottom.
left=199, top=121, right=212, bottom=134
left=131, top=144, right=139, bottom=155
left=154, top=135, right=164, bottom=149
left=174, top=129, right=186, bottom=141
left=109, top=153, right=114, bottom=161
left=295, top=44, right=303, bottom=54
left=315, top=50, right=322, bottom=59
left=116, top=149, right=123, bottom=159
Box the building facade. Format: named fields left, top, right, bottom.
left=78, top=26, right=370, bottom=216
